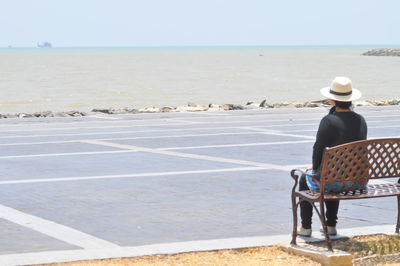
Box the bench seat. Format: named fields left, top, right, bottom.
left=297, top=183, right=400, bottom=200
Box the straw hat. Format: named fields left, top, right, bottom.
left=320, top=77, right=361, bottom=102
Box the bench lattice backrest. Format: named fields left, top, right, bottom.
left=320, top=138, right=400, bottom=187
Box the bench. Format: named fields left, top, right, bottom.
left=290, top=138, right=400, bottom=251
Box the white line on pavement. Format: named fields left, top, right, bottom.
left=0, top=150, right=136, bottom=159
left=159, top=140, right=314, bottom=150
left=0, top=120, right=199, bottom=133
left=0, top=141, right=313, bottom=159
left=0, top=126, right=279, bottom=140
left=240, top=127, right=315, bottom=139
left=82, top=140, right=292, bottom=171
left=0, top=167, right=266, bottom=185
left=89, top=116, right=122, bottom=120
left=0, top=126, right=396, bottom=148
left=0, top=132, right=262, bottom=146
left=0, top=224, right=396, bottom=266
left=0, top=126, right=286, bottom=140
left=285, top=164, right=311, bottom=169
left=0, top=204, right=119, bottom=249
left=0, top=118, right=319, bottom=133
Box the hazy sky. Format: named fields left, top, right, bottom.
left=1, top=0, right=399, bottom=47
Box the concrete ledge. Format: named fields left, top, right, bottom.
left=282, top=243, right=352, bottom=266
left=0, top=224, right=396, bottom=265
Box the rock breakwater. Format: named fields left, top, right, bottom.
left=1, top=99, right=399, bottom=119
left=362, top=48, right=400, bottom=56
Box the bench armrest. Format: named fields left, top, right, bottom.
left=290, top=169, right=305, bottom=193
left=290, top=168, right=319, bottom=191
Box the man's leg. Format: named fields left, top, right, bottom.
left=325, top=200, right=340, bottom=227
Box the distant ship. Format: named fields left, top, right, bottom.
left=37, top=42, right=52, bottom=48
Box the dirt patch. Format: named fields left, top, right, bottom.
left=39, top=246, right=319, bottom=266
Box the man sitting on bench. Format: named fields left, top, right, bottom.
left=297, top=77, right=368, bottom=237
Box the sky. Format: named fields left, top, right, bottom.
left=1, top=0, right=399, bottom=47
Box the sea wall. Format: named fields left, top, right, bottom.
left=1, top=99, right=400, bottom=119
left=362, top=48, right=400, bottom=56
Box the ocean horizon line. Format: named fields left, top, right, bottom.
left=2, top=44, right=400, bottom=51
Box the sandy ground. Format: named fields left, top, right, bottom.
left=38, top=246, right=319, bottom=266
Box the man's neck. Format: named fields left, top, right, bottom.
left=335, top=106, right=351, bottom=112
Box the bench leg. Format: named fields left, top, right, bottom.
left=319, top=199, right=333, bottom=252
left=291, top=194, right=299, bottom=245
left=397, top=196, right=400, bottom=234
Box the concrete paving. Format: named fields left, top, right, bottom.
left=0, top=105, right=399, bottom=265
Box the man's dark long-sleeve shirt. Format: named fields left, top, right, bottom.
left=312, top=110, right=367, bottom=171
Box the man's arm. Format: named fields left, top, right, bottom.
left=312, top=116, right=331, bottom=171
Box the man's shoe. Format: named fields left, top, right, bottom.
left=297, top=227, right=312, bottom=237
left=320, top=226, right=337, bottom=236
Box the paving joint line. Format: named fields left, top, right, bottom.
left=239, top=127, right=315, bottom=140
left=0, top=167, right=268, bottom=185
left=81, top=140, right=292, bottom=171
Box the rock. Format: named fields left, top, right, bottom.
left=43, top=111, right=54, bottom=117
left=354, top=101, right=373, bottom=107
left=160, top=106, right=176, bottom=112
left=209, top=103, right=221, bottom=108
left=187, top=102, right=198, bottom=107
left=222, top=104, right=233, bottom=110
left=207, top=107, right=224, bottom=112
left=222, top=104, right=244, bottom=110
left=91, top=108, right=111, bottom=114
left=177, top=106, right=208, bottom=112
left=246, top=103, right=261, bottom=109
left=33, top=111, right=53, bottom=117
left=232, top=104, right=244, bottom=110
left=312, top=99, right=330, bottom=106
left=55, top=112, right=69, bottom=117
left=259, top=99, right=272, bottom=108
left=304, top=102, right=319, bottom=108
left=18, top=113, right=34, bottom=118
left=293, top=102, right=304, bottom=108
left=362, top=48, right=400, bottom=56
left=66, top=111, right=86, bottom=117
left=286, top=102, right=303, bottom=108
left=106, top=108, right=136, bottom=114
left=138, top=107, right=160, bottom=113
left=374, top=100, right=386, bottom=106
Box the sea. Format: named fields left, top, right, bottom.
left=0, top=46, right=399, bottom=114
